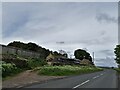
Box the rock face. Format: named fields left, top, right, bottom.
left=46, top=53, right=55, bottom=62
left=2, top=54, right=28, bottom=68
left=1, top=44, right=40, bottom=59
left=46, top=53, right=94, bottom=66
left=46, top=53, right=66, bottom=65
left=80, top=59, right=94, bottom=66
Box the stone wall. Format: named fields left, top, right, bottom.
left=0, top=44, right=40, bottom=58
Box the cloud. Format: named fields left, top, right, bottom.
left=0, top=2, right=2, bottom=42
left=95, top=57, right=117, bottom=67
left=2, top=2, right=118, bottom=67
left=2, top=0, right=120, bottom=2
left=96, top=13, right=117, bottom=23
left=98, top=50, right=115, bottom=56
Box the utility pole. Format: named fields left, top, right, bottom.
left=92, top=52, right=94, bottom=63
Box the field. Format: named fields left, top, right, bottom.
left=37, top=65, right=103, bottom=76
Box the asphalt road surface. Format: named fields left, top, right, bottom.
left=25, top=69, right=118, bottom=88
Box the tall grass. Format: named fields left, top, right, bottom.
left=38, top=65, right=103, bottom=76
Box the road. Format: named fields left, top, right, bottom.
left=25, top=69, right=118, bottom=88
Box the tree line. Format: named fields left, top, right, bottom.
left=7, top=41, right=93, bottom=62
left=114, top=45, right=120, bottom=67
left=8, top=41, right=64, bottom=59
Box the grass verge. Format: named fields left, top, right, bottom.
left=38, top=65, right=103, bottom=76
left=115, top=68, right=120, bottom=74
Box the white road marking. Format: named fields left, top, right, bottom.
left=73, top=73, right=105, bottom=89
left=73, top=80, right=90, bottom=89
left=93, top=76, right=98, bottom=79
left=92, top=75, right=100, bottom=79
left=95, top=75, right=100, bottom=78
left=100, top=73, right=103, bottom=76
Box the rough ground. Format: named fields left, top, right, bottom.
left=2, top=70, right=65, bottom=88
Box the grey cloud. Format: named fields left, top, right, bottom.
left=76, top=38, right=112, bottom=46
left=99, top=50, right=114, bottom=56
left=2, top=2, right=118, bottom=67
left=95, top=57, right=117, bottom=67
left=42, top=36, right=113, bottom=47
left=96, top=13, right=117, bottom=23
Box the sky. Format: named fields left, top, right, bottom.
left=1, top=2, right=119, bottom=67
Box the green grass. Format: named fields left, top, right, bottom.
left=1, top=61, right=24, bottom=80
left=115, top=68, right=120, bottom=74
left=38, top=65, right=103, bottom=76
left=27, top=58, right=47, bottom=69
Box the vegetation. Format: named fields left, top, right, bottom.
left=2, top=54, right=48, bottom=78
left=7, top=41, right=65, bottom=59
left=2, top=41, right=99, bottom=78
left=74, top=49, right=92, bottom=61
left=2, top=61, right=22, bottom=78
left=2, top=54, right=29, bottom=68
left=115, top=68, right=120, bottom=74
left=27, top=58, right=47, bottom=69
left=114, top=45, right=120, bottom=66
left=38, top=65, right=103, bottom=76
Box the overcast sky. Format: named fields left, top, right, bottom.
left=2, top=2, right=118, bottom=67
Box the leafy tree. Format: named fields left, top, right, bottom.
left=63, top=53, right=68, bottom=58
left=74, top=49, right=92, bottom=61
left=58, top=50, right=68, bottom=58
left=53, top=51, right=60, bottom=56
left=7, top=41, right=62, bottom=59
left=114, top=45, right=120, bottom=65
left=8, top=41, right=26, bottom=49
left=27, top=42, right=39, bottom=51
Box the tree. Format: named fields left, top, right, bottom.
left=7, top=41, right=63, bottom=59
left=74, top=49, right=92, bottom=61
left=27, top=42, right=39, bottom=51
left=58, top=50, right=68, bottom=58
left=8, top=41, right=26, bottom=49
left=114, top=45, right=120, bottom=65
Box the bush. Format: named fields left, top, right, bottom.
left=2, top=61, right=22, bottom=78
left=27, top=58, right=47, bottom=69
left=2, top=54, right=28, bottom=68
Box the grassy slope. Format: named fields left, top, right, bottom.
left=38, top=65, right=103, bottom=76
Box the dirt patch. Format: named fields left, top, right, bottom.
left=2, top=70, right=65, bottom=88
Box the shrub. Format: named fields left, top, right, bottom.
left=27, top=58, right=47, bottom=69
left=2, top=61, right=22, bottom=78
left=2, top=54, right=28, bottom=68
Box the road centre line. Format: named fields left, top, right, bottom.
left=93, top=76, right=98, bottom=79
left=73, top=80, right=90, bottom=89
left=73, top=73, right=105, bottom=88
left=93, top=75, right=100, bottom=79
left=100, top=73, right=103, bottom=76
